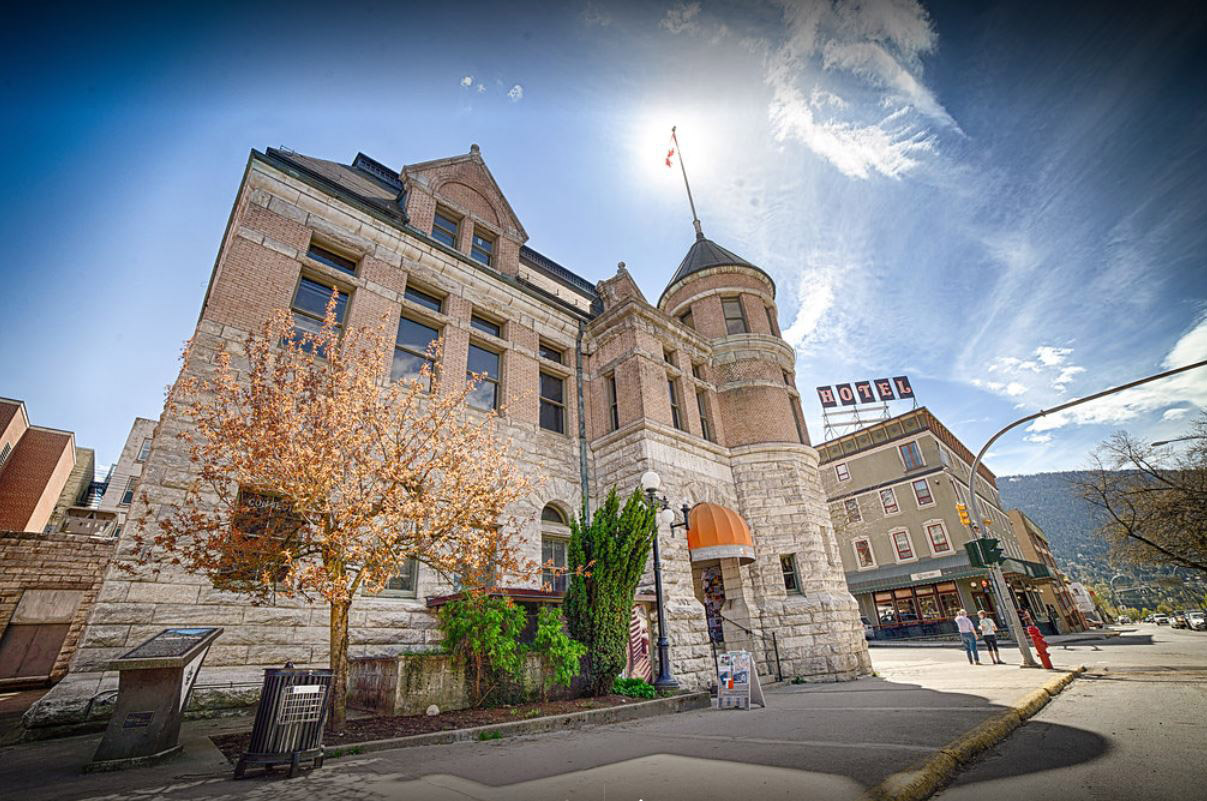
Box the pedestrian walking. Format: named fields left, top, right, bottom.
left=955, top=609, right=981, bottom=664
left=978, top=610, right=1003, bottom=664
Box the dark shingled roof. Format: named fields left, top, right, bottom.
left=661, top=236, right=775, bottom=303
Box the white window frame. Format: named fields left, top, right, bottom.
left=889, top=527, right=917, bottom=563
left=844, top=497, right=862, bottom=523
left=897, top=439, right=925, bottom=471
left=911, top=478, right=935, bottom=508
left=136, top=437, right=151, bottom=463
left=373, top=558, right=419, bottom=598
left=852, top=536, right=877, bottom=570
left=880, top=487, right=900, bottom=516
left=834, top=462, right=851, bottom=482
left=923, top=519, right=953, bottom=556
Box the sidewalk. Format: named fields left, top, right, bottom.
left=0, top=646, right=1089, bottom=801
left=868, top=630, right=1119, bottom=648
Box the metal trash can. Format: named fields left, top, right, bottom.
left=234, top=664, right=332, bottom=779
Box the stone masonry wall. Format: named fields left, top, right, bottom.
left=0, top=531, right=116, bottom=681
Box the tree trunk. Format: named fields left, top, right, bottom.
left=328, top=599, right=351, bottom=732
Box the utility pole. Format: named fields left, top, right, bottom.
left=967, top=357, right=1207, bottom=667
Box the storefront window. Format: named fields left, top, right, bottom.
left=917, top=593, right=940, bottom=620
left=874, top=592, right=896, bottom=625
left=895, top=597, right=919, bottom=623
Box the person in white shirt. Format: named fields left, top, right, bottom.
left=978, top=610, right=1003, bottom=664
left=954, top=609, right=980, bottom=664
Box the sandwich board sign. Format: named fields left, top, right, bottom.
left=717, top=650, right=765, bottom=709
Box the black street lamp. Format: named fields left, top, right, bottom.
left=640, top=470, right=691, bottom=693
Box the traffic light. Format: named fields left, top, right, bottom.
left=981, top=538, right=1004, bottom=564
left=956, top=502, right=971, bottom=526
left=965, top=539, right=986, bottom=568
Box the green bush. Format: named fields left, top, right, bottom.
left=438, top=592, right=528, bottom=706
left=612, top=677, right=656, bottom=699
left=532, top=606, right=587, bottom=700
left=564, top=488, right=658, bottom=695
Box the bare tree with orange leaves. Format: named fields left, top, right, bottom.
left=135, top=299, right=534, bottom=730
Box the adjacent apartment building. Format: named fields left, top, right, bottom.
left=32, top=143, right=873, bottom=725
left=818, top=407, right=1054, bottom=637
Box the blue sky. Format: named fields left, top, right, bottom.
left=1, top=1, right=1204, bottom=476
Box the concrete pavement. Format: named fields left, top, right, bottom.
left=0, top=642, right=1092, bottom=801
left=933, top=624, right=1207, bottom=801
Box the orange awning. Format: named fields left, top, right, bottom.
left=686, top=502, right=756, bottom=565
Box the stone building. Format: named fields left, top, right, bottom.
left=31, top=144, right=870, bottom=726
left=818, top=407, right=1053, bottom=637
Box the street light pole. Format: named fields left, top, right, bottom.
left=640, top=470, right=689, bottom=693
left=967, top=357, right=1207, bottom=667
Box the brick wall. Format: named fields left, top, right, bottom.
left=0, top=531, right=116, bottom=681
left=0, top=429, right=74, bottom=532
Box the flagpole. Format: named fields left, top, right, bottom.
left=672, top=126, right=704, bottom=239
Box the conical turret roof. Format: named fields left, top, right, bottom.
left=660, top=234, right=775, bottom=306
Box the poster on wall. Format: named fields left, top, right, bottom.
left=716, top=650, right=765, bottom=710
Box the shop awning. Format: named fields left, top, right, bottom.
left=845, top=554, right=990, bottom=595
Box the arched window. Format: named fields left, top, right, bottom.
left=541, top=504, right=570, bottom=592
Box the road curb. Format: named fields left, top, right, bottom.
left=857, top=665, right=1085, bottom=801
left=319, top=691, right=712, bottom=758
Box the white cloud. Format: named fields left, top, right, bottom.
left=1163, top=407, right=1190, bottom=421
left=810, top=87, right=848, bottom=110
left=660, top=2, right=701, bottom=34
left=1005, top=382, right=1027, bottom=397
left=507, top=84, right=524, bottom=102
left=460, top=75, right=473, bottom=88
left=1034, top=345, right=1073, bottom=367
left=976, top=344, right=1087, bottom=399
left=476, top=83, right=486, bottom=94
left=1024, top=433, right=1053, bottom=444
left=781, top=267, right=837, bottom=351
left=1025, top=313, right=1207, bottom=433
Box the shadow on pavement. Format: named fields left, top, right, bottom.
left=0, top=672, right=1113, bottom=801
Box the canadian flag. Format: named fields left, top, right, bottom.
left=665, top=128, right=679, bottom=168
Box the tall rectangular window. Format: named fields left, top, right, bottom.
left=470, top=229, right=494, bottom=266
left=542, top=536, right=568, bottom=593
left=927, top=522, right=951, bottom=553
left=307, top=243, right=357, bottom=276
left=432, top=209, right=459, bottom=248
left=881, top=487, right=900, bottom=515
left=0, top=443, right=11, bottom=469
left=764, top=304, right=778, bottom=335
left=780, top=554, right=801, bottom=594
left=899, top=441, right=924, bottom=470
left=393, top=316, right=440, bottom=389
left=539, top=372, right=565, bottom=433
left=290, top=277, right=349, bottom=355
left=911, top=478, right=934, bottom=506
left=606, top=374, right=619, bottom=432
left=404, top=285, right=443, bottom=313
left=792, top=403, right=807, bottom=444
left=721, top=297, right=748, bottom=334
left=854, top=538, right=875, bottom=568
left=892, top=530, right=914, bottom=561
left=845, top=498, right=862, bottom=522
left=539, top=342, right=563, bottom=364
left=467, top=344, right=501, bottom=410
left=120, top=477, right=137, bottom=506
left=696, top=391, right=714, bottom=442
left=668, top=378, right=685, bottom=430
left=136, top=437, right=151, bottom=463
left=678, top=309, right=694, bottom=329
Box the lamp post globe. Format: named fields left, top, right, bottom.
left=658, top=507, right=675, bottom=526
left=641, top=470, right=662, bottom=494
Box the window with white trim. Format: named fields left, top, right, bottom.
left=911, top=478, right=934, bottom=507
left=880, top=487, right=900, bottom=515
left=380, top=558, right=418, bottom=597
left=136, top=437, right=151, bottom=463
left=119, top=477, right=137, bottom=506
left=853, top=537, right=875, bottom=569
left=845, top=498, right=862, bottom=523
left=899, top=441, right=924, bottom=470
left=835, top=463, right=851, bottom=482
left=541, top=505, right=570, bottom=592
left=431, top=208, right=459, bottom=248
left=891, top=529, right=915, bottom=561
left=925, top=521, right=952, bottom=554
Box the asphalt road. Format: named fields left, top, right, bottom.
left=934, top=624, right=1207, bottom=801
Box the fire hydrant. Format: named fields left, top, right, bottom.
left=1026, top=624, right=1054, bottom=669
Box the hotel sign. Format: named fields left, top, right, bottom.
left=817, top=376, right=914, bottom=409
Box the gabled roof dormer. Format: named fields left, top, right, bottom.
left=402, top=144, right=528, bottom=244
